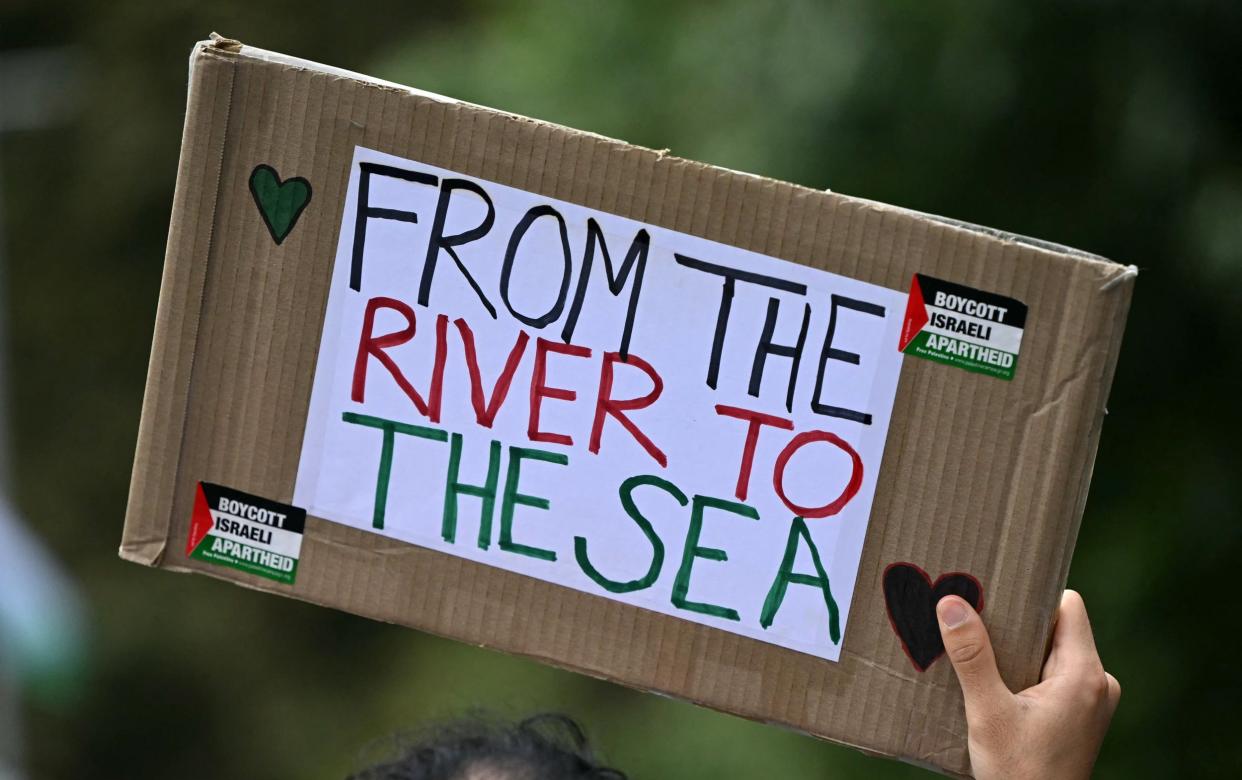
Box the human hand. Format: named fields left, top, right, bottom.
left=936, top=590, right=1120, bottom=780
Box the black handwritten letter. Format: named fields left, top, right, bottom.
left=420, top=178, right=498, bottom=318
left=350, top=162, right=438, bottom=291
left=749, top=298, right=812, bottom=413
left=561, top=219, right=650, bottom=359
left=673, top=254, right=807, bottom=389
left=811, top=294, right=886, bottom=424
left=500, top=205, right=573, bottom=329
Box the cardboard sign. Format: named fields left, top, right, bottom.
left=294, top=146, right=906, bottom=661
left=120, top=36, right=1136, bottom=777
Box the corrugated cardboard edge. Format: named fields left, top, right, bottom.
left=120, top=42, right=237, bottom=567
left=1004, top=258, right=1137, bottom=670
left=1045, top=262, right=1137, bottom=606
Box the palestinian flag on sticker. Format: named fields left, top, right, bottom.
left=899, top=274, right=1027, bottom=380
left=187, top=482, right=306, bottom=584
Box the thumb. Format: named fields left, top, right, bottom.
left=937, top=596, right=1013, bottom=719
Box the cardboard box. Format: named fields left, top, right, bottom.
left=120, top=34, right=1135, bottom=776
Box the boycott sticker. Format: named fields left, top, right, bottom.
left=187, top=482, right=305, bottom=584
left=898, top=274, right=1027, bottom=380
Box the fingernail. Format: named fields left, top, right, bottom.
left=939, top=598, right=969, bottom=628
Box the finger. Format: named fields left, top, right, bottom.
left=937, top=596, right=1013, bottom=720
left=1105, top=672, right=1122, bottom=712
left=1046, top=590, right=1102, bottom=676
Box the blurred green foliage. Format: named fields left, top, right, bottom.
left=1, top=0, right=1239, bottom=777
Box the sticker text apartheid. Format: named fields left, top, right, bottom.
left=293, top=146, right=907, bottom=660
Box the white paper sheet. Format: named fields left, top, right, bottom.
left=294, top=146, right=906, bottom=660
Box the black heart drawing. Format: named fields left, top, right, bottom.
left=882, top=563, right=984, bottom=672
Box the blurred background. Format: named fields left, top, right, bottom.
left=1, top=0, right=1239, bottom=777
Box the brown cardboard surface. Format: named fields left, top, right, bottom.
left=120, top=35, right=1135, bottom=777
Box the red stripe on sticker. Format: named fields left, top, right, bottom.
left=187, top=483, right=214, bottom=555
left=898, top=274, right=928, bottom=352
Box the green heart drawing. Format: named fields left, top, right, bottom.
left=248, top=164, right=312, bottom=245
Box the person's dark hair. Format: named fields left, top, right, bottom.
left=348, top=712, right=626, bottom=780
